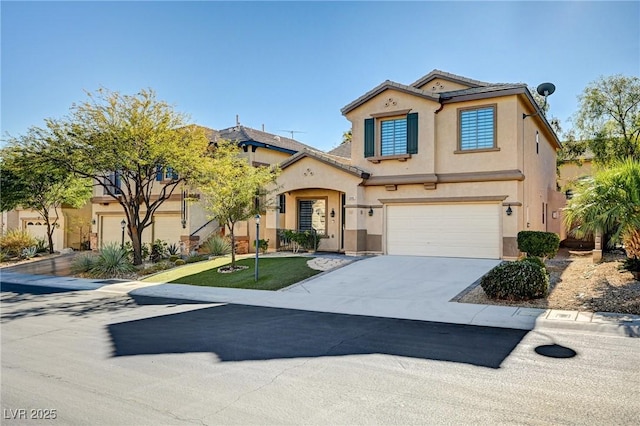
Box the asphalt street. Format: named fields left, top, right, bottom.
left=1, top=285, right=639, bottom=425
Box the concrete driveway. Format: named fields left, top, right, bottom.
left=285, top=255, right=501, bottom=301
left=121, top=254, right=537, bottom=329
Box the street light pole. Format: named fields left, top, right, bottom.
left=255, top=214, right=260, bottom=282
left=120, top=219, right=126, bottom=249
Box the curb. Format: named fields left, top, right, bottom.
left=2, top=272, right=638, bottom=338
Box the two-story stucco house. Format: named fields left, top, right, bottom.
left=90, top=125, right=313, bottom=253
left=263, top=70, right=564, bottom=259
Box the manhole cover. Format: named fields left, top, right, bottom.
left=534, top=344, right=577, bottom=358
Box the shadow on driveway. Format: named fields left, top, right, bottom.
left=108, top=304, right=529, bottom=369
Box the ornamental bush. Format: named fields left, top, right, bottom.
left=480, top=261, right=549, bottom=300
left=519, top=255, right=546, bottom=272
left=0, top=229, right=37, bottom=257
left=202, top=235, right=231, bottom=256
left=517, top=231, right=560, bottom=259
left=91, top=243, right=136, bottom=278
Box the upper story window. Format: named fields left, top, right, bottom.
left=380, top=118, right=408, bottom=156
left=364, top=112, right=418, bottom=161
left=103, top=171, right=122, bottom=195
left=458, top=105, right=496, bottom=151
left=156, top=166, right=178, bottom=181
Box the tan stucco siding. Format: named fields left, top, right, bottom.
left=345, top=89, right=441, bottom=174
left=435, top=97, right=520, bottom=174
left=558, top=161, right=593, bottom=190
left=250, top=147, right=291, bottom=165
left=415, top=79, right=472, bottom=93
left=275, top=157, right=363, bottom=193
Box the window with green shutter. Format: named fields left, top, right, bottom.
left=364, top=118, right=375, bottom=157
left=365, top=112, right=418, bottom=158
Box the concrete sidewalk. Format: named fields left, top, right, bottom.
left=1, top=256, right=639, bottom=337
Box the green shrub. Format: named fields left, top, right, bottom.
left=517, top=231, right=560, bottom=259
left=35, top=238, right=48, bottom=253
left=71, top=253, right=99, bottom=274
left=91, top=242, right=136, bottom=277
left=21, top=246, right=37, bottom=259
left=519, top=256, right=546, bottom=272
left=0, top=229, right=37, bottom=256
left=167, top=242, right=180, bottom=256
left=123, top=241, right=150, bottom=262
left=202, top=235, right=231, bottom=256
left=174, top=259, right=186, bottom=266
left=481, top=261, right=549, bottom=300
left=185, top=252, right=207, bottom=264
left=137, top=260, right=173, bottom=276
left=0, top=251, right=9, bottom=262
left=253, top=238, right=269, bottom=254
left=149, top=239, right=168, bottom=262
left=169, top=255, right=180, bottom=262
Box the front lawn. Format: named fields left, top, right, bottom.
left=168, top=257, right=320, bottom=290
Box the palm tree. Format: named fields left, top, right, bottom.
left=564, top=159, right=640, bottom=258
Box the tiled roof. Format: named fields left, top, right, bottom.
left=439, top=83, right=527, bottom=99
left=327, top=141, right=351, bottom=158
left=280, top=148, right=369, bottom=178
left=411, top=69, right=492, bottom=89
left=211, top=125, right=315, bottom=153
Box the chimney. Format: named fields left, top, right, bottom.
left=236, top=114, right=240, bottom=126
left=262, top=124, right=265, bottom=131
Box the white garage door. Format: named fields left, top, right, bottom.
left=100, top=216, right=152, bottom=247
left=25, top=221, right=49, bottom=241
left=153, top=215, right=181, bottom=245
left=386, top=203, right=501, bottom=259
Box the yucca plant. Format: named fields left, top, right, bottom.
left=202, top=235, right=231, bottom=256
left=167, top=242, right=180, bottom=256
left=71, top=253, right=99, bottom=274
left=91, top=242, right=136, bottom=277
left=564, top=159, right=640, bottom=258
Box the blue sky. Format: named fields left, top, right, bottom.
left=2, top=1, right=638, bottom=152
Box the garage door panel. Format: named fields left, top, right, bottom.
left=386, top=204, right=500, bottom=259
left=101, top=216, right=152, bottom=247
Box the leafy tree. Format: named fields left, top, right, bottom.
left=1, top=140, right=92, bottom=253
left=567, top=75, right=640, bottom=164
left=563, top=159, right=640, bottom=258
left=341, top=129, right=352, bottom=144
left=22, top=88, right=212, bottom=264
left=198, top=140, right=279, bottom=269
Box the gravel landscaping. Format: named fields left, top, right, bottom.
left=456, top=248, right=640, bottom=315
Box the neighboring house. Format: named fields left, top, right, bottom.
left=557, top=148, right=595, bottom=248
left=264, top=69, right=564, bottom=259
left=90, top=124, right=313, bottom=253
left=1, top=203, right=92, bottom=251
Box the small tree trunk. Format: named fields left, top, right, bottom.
left=42, top=211, right=55, bottom=254
left=130, top=226, right=143, bottom=265
left=229, top=222, right=236, bottom=268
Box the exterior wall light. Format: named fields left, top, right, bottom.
left=368, top=207, right=374, bottom=216
left=330, top=208, right=335, bottom=218
left=506, top=205, right=513, bottom=216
